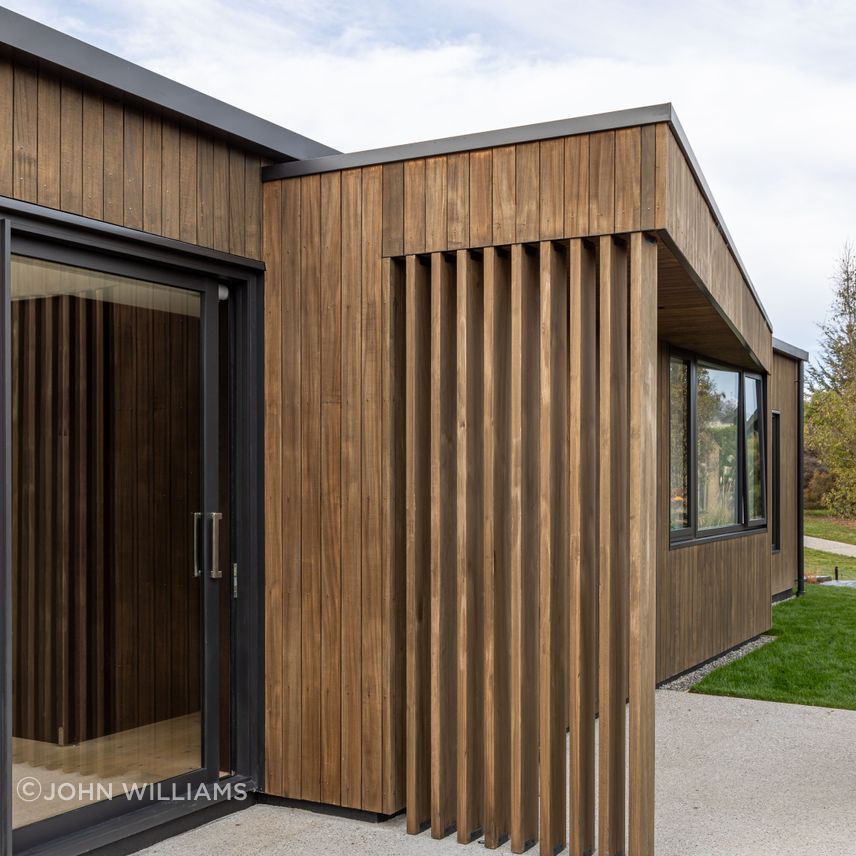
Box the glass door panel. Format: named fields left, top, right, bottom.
left=8, top=253, right=222, bottom=831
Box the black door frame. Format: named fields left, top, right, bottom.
left=0, top=199, right=265, bottom=856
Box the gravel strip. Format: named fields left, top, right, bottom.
left=658, top=635, right=774, bottom=692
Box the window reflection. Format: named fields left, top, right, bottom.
left=697, top=365, right=739, bottom=530
left=669, top=358, right=689, bottom=530
left=745, top=376, right=764, bottom=521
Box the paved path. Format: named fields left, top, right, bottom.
left=804, top=535, right=856, bottom=557
left=142, top=693, right=856, bottom=856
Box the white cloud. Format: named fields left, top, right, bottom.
left=6, top=0, right=856, bottom=356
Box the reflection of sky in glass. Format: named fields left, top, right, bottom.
left=700, top=367, right=738, bottom=424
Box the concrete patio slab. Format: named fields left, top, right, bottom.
left=141, top=692, right=856, bottom=856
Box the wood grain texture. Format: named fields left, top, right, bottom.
left=515, top=143, right=539, bottom=243
left=429, top=252, right=457, bottom=840
left=629, top=233, right=657, bottom=856
left=469, top=150, right=492, bottom=248
left=405, top=255, right=431, bottom=833
left=300, top=173, right=322, bottom=803
left=0, top=58, right=262, bottom=257
left=404, top=160, right=426, bottom=256
left=568, top=237, right=598, bottom=856
left=509, top=243, right=539, bottom=853
left=340, top=168, right=363, bottom=808
left=320, top=170, right=343, bottom=806
left=482, top=246, right=511, bottom=850
left=455, top=250, right=484, bottom=844
left=281, top=178, right=303, bottom=797
left=491, top=146, right=515, bottom=246
left=538, top=240, right=568, bottom=856
left=382, top=256, right=407, bottom=814
left=615, top=127, right=641, bottom=233
left=589, top=131, right=615, bottom=235
left=538, top=140, right=564, bottom=240
left=425, top=157, right=448, bottom=253
left=383, top=162, right=404, bottom=257
left=0, top=60, right=12, bottom=196
left=598, top=235, right=629, bottom=856
left=447, top=153, right=470, bottom=250
left=361, top=165, right=384, bottom=812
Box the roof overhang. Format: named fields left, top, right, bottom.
left=773, top=337, right=809, bottom=362
left=0, top=7, right=338, bottom=162
left=261, top=103, right=771, bottom=332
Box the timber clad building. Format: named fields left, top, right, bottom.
left=0, top=8, right=806, bottom=856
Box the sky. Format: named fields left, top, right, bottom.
left=6, top=0, right=856, bottom=359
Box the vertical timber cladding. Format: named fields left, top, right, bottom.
left=400, top=234, right=658, bottom=855
left=261, top=126, right=661, bottom=852
left=770, top=352, right=799, bottom=597
left=0, top=56, right=264, bottom=258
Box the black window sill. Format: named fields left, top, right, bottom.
left=669, top=526, right=768, bottom=550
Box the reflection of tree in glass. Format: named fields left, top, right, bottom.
left=697, top=367, right=738, bottom=528
left=669, top=360, right=688, bottom=529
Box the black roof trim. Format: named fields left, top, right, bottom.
left=261, top=103, right=673, bottom=180
left=772, top=337, right=809, bottom=362
left=0, top=7, right=338, bottom=162
left=262, top=103, right=772, bottom=331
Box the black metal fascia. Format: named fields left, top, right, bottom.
left=772, top=337, right=810, bottom=362
left=0, top=7, right=338, bottom=162
left=261, top=103, right=675, bottom=180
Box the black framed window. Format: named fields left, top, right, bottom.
left=669, top=357, right=691, bottom=533
left=670, top=350, right=767, bottom=544
left=744, top=374, right=766, bottom=522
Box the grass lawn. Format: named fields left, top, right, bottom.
left=804, top=547, right=856, bottom=580
left=692, top=584, right=856, bottom=710
left=804, top=508, right=856, bottom=545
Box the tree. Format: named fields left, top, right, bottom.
left=805, top=243, right=856, bottom=516
left=808, top=242, right=856, bottom=393
left=805, top=386, right=856, bottom=517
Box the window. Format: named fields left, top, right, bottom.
left=669, top=358, right=690, bottom=531
left=669, top=352, right=767, bottom=543
left=772, top=411, right=781, bottom=551
left=697, top=364, right=740, bottom=530
left=745, top=375, right=765, bottom=522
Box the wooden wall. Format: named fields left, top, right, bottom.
left=378, top=127, right=662, bottom=255
left=655, top=344, right=772, bottom=682
left=261, top=118, right=778, bottom=856
left=262, top=169, right=403, bottom=814
left=0, top=56, right=263, bottom=258
left=263, top=134, right=660, bottom=852
left=11, top=295, right=201, bottom=745
left=770, top=351, right=799, bottom=597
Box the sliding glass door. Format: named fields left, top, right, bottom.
left=2, top=232, right=231, bottom=850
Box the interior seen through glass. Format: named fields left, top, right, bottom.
left=9, top=254, right=229, bottom=828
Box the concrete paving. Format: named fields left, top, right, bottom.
left=141, top=692, right=856, bottom=856
left=805, top=534, right=856, bottom=558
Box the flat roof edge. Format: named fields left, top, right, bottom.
left=773, top=338, right=809, bottom=362
left=261, top=103, right=673, bottom=180
left=260, top=104, right=771, bottom=333
left=0, top=7, right=338, bottom=161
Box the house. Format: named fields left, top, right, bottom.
left=0, top=8, right=806, bottom=856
